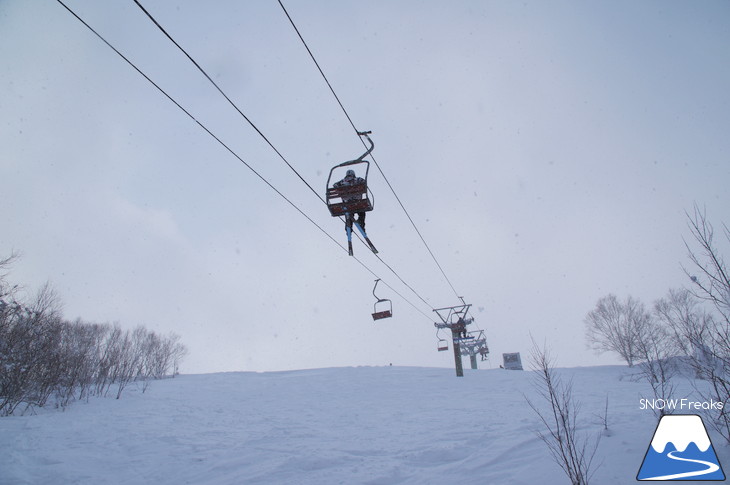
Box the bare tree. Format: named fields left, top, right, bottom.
left=113, top=328, right=141, bottom=400
left=0, top=280, right=66, bottom=415
left=57, top=320, right=109, bottom=406
left=655, top=289, right=716, bottom=375
left=0, top=252, right=21, bottom=302
left=135, top=327, right=158, bottom=392
left=656, top=288, right=730, bottom=441
left=592, top=395, right=610, bottom=437
left=585, top=294, right=652, bottom=367
left=80, top=322, right=112, bottom=401
left=684, top=205, right=730, bottom=323
left=677, top=208, right=730, bottom=442
left=0, top=254, right=30, bottom=414
left=0, top=253, right=189, bottom=414
left=525, top=342, right=600, bottom=485
left=156, top=332, right=187, bottom=378
left=169, top=335, right=187, bottom=377
left=634, top=314, right=677, bottom=417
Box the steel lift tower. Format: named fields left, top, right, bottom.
left=433, top=301, right=483, bottom=377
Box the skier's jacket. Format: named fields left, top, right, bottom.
left=333, top=175, right=366, bottom=202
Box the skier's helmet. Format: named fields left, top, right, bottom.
left=346, top=169, right=356, bottom=178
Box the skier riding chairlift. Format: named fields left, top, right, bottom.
left=325, top=131, right=378, bottom=256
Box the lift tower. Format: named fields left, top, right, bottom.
left=459, top=330, right=489, bottom=369
left=433, top=301, right=475, bottom=377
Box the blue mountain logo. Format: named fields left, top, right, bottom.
left=637, top=414, right=725, bottom=481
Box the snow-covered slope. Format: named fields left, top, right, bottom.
left=1, top=365, right=727, bottom=484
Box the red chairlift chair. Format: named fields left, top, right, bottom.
left=325, top=132, right=374, bottom=218
left=371, top=279, right=392, bottom=321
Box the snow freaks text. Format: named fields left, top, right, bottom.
left=640, top=398, right=724, bottom=412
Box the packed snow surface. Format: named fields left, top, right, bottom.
left=1, top=365, right=728, bottom=484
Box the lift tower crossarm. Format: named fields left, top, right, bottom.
left=433, top=302, right=474, bottom=377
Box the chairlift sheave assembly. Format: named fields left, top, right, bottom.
left=433, top=299, right=478, bottom=351
left=325, top=131, right=378, bottom=256
left=371, top=279, right=392, bottom=321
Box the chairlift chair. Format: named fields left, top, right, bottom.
left=435, top=327, right=449, bottom=351
left=479, top=346, right=490, bottom=361
left=325, top=132, right=375, bottom=218
left=371, top=279, right=392, bottom=321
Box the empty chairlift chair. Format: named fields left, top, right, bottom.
left=371, top=279, right=392, bottom=321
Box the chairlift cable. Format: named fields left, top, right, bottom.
left=132, top=0, right=438, bottom=314
left=374, top=254, right=431, bottom=309
left=54, top=0, right=342, bottom=251
left=54, top=0, right=435, bottom=322
left=132, top=0, right=325, bottom=206
left=277, top=0, right=463, bottom=302
left=131, top=0, right=372, bottom=256
left=276, top=0, right=359, bottom=136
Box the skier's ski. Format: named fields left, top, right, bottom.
left=346, top=225, right=354, bottom=256
left=353, top=222, right=378, bottom=254
left=364, top=237, right=378, bottom=254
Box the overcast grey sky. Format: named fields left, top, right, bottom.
left=2, top=1, right=729, bottom=373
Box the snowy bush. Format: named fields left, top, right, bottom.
left=525, top=342, right=600, bottom=485
left=0, top=255, right=188, bottom=416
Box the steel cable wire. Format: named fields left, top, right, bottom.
left=55, top=0, right=435, bottom=322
